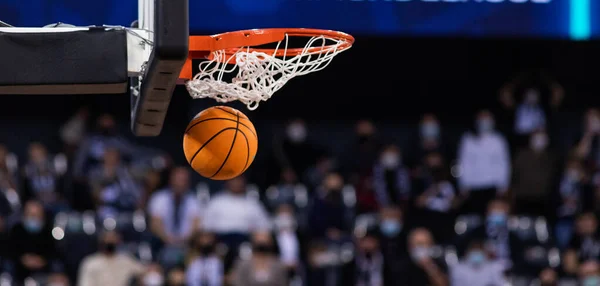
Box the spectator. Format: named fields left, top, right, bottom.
left=186, top=231, right=223, bottom=286
left=574, top=108, right=600, bottom=169
left=59, top=107, right=89, bottom=156
left=413, top=152, right=456, bottom=243
left=461, top=199, right=524, bottom=269
left=538, top=268, right=558, bottom=286
left=10, top=200, right=57, bottom=282
left=304, top=156, right=335, bottom=191
left=398, top=228, right=448, bottom=286
left=0, top=144, right=18, bottom=194
left=273, top=119, right=324, bottom=183
left=88, top=148, right=140, bottom=218
left=457, top=110, right=511, bottom=215
left=449, top=240, right=506, bottom=286
left=21, top=142, right=67, bottom=213
left=555, top=157, right=594, bottom=249
left=511, top=130, right=560, bottom=216
left=408, top=113, right=450, bottom=168
left=308, top=172, right=351, bottom=241
left=148, top=167, right=200, bottom=246
left=140, top=263, right=164, bottom=286
left=78, top=231, right=145, bottom=286
left=578, top=260, right=600, bottom=286
left=73, top=114, right=138, bottom=178
left=139, top=169, right=162, bottom=211
left=203, top=176, right=271, bottom=235
left=341, top=120, right=381, bottom=181
left=373, top=145, right=411, bottom=208
left=350, top=227, right=385, bottom=286
left=232, top=232, right=288, bottom=286
left=514, top=88, right=546, bottom=136
left=267, top=168, right=301, bottom=209
left=47, top=272, right=71, bottom=286
left=378, top=206, right=407, bottom=263
left=563, top=212, right=600, bottom=275
left=273, top=204, right=300, bottom=274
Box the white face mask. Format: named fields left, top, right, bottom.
left=286, top=123, right=307, bottom=143
left=477, top=118, right=494, bottom=133
left=143, top=272, right=164, bottom=286
left=380, top=152, right=400, bottom=169
left=274, top=214, right=297, bottom=231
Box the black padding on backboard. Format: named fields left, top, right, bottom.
left=0, top=29, right=128, bottom=94
left=131, top=0, right=189, bottom=136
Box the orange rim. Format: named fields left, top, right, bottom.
left=180, top=28, right=354, bottom=80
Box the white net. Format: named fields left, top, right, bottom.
left=185, top=34, right=349, bottom=110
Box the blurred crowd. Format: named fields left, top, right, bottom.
left=1, top=77, right=600, bottom=286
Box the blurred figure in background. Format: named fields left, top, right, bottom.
left=350, top=227, right=385, bottom=286
left=514, top=88, right=547, bottom=137
left=574, top=108, right=600, bottom=169
left=166, top=267, right=186, bottom=286
left=578, top=260, right=600, bottom=286
left=274, top=119, right=324, bottom=184
left=232, top=232, right=287, bottom=286
left=78, top=231, right=145, bottom=286
left=412, top=152, right=456, bottom=244
left=563, top=212, right=600, bottom=275
left=399, top=228, right=448, bottom=286
left=537, top=268, right=559, bottom=286
left=47, top=271, right=71, bottom=286
left=408, top=114, right=450, bottom=168
left=268, top=168, right=300, bottom=209
left=10, top=200, right=57, bottom=282
left=140, top=263, right=165, bottom=286
left=372, top=145, right=411, bottom=209
left=273, top=204, right=300, bottom=276
left=462, top=199, right=523, bottom=270
left=21, top=142, right=67, bottom=213
left=0, top=145, right=18, bottom=208
left=88, top=148, right=140, bottom=217
left=308, top=173, right=351, bottom=241
left=450, top=240, right=506, bottom=286
left=511, top=130, right=559, bottom=216
left=148, top=167, right=200, bottom=247
left=342, top=120, right=381, bottom=182
left=554, top=157, right=594, bottom=249
left=59, top=107, right=89, bottom=157
left=185, top=231, right=223, bottom=286
left=457, top=110, right=511, bottom=215
left=378, top=206, right=407, bottom=262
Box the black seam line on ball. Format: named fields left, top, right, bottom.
left=189, top=127, right=237, bottom=165
left=210, top=113, right=240, bottom=178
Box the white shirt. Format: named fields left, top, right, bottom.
left=450, top=261, right=506, bottom=286
left=202, top=192, right=271, bottom=234
left=457, top=132, right=511, bottom=191
left=78, top=253, right=145, bottom=286
left=148, top=189, right=201, bottom=239
left=276, top=230, right=300, bottom=266
left=186, top=256, right=223, bottom=286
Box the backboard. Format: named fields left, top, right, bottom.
left=0, top=0, right=189, bottom=136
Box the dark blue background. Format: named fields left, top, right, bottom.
left=0, top=0, right=595, bottom=39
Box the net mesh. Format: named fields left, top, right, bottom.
left=185, top=34, right=348, bottom=110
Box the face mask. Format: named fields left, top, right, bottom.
left=286, top=123, right=307, bottom=143
left=198, top=244, right=215, bottom=255
left=380, top=152, right=400, bottom=169
left=275, top=214, right=296, bottom=231
left=466, top=250, right=486, bottom=265
left=531, top=134, right=548, bottom=151
left=477, top=118, right=494, bottom=133
left=143, top=272, right=164, bottom=286
left=253, top=243, right=273, bottom=254
left=380, top=220, right=402, bottom=237
left=487, top=212, right=507, bottom=226
left=410, top=246, right=430, bottom=261
left=23, top=218, right=43, bottom=233
left=582, top=275, right=600, bottom=286
left=421, top=123, right=440, bottom=139
left=103, top=242, right=117, bottom=254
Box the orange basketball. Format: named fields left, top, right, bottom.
left=183, top=106, right=258, bottom=180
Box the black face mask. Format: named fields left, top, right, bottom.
left=99, top=127, right=116, bottom=137
left=103, top=242, right=117, bottom=254
left=253, top=243, right=273, bottom=254
left=326, top=190, right=342, bottom=201
left=198, top=244, right=215, bottom=255
left=358, top=134, right=371, bottom=144
left=429, top=166, right=444, bottom=181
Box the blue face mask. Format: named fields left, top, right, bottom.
left=477, top=119, right=494, bottom=133
left=420, top=123, right=440, bottom=139
left=466, top=250, right=486, bottom=265
left=410, top=246, right=430, bottom=262
left=582, top=275, right=600, bottom=286
left=23, top=218, right=43, bottom=233
left=487, top=212, right=507, bottom=226
left=380, top=220, right=402, bottom=237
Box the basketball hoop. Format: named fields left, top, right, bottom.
left=183, top=28, right=354, bottom=110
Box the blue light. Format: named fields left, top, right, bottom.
left=570, top=0, right=591, bottom=40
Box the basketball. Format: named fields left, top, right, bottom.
left=183, top=106, right=258, bottom=180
